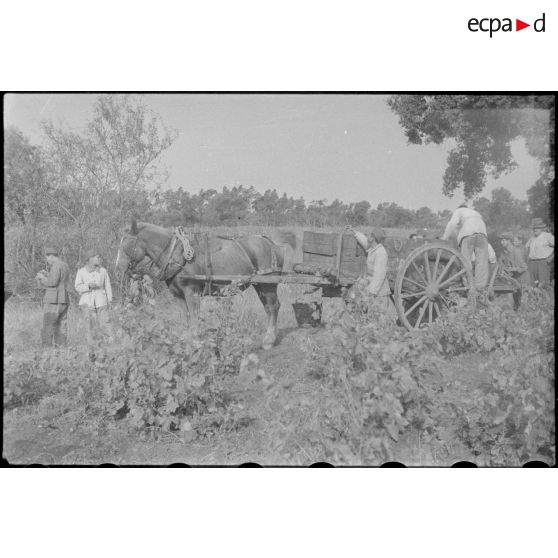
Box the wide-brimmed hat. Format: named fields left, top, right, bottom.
left=369, top=227, right=386, bottom=244
left=44, top=246, right=58, bottom=256
left=531, top=218, right=546, bottom=229
left=83, top=249, right=100, bottom=262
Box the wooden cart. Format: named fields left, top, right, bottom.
left=184, top=231, right=521, bottom=330
left=290, top=231, right=521, bottom=329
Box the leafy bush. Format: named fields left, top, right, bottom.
left=457, top=349, right=555, bottom=465
left=4, top=301, right=255, bottom=440
left=306, top=284, right=555, bottom=465
left=450, top=288, right=555, bottom=464
left=3, top=281, right=554, bottom=465
left=423, top=287, right=554, bottom=356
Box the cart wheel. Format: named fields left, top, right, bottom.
left=394, top=242, right=474, bottom=330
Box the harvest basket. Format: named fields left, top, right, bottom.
left=292, top=301, right=322, bottom=327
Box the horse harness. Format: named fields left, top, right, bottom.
left=124, top=227, right=194, bottom=282
left=154, top=227, right=195, bottom=281
left=126, top=229, right=280, bottom=290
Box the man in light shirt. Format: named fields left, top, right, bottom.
left=442, top=204, right=489, bottom=291
left=75, top=249, right=113, bottom=342
left=525, top=218, right=554, bottom=286
left=346, top=226, right=395, bottom=318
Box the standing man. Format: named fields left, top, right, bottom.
left=442, top=203, right=489, bottom=292
left=346, top=226, right=395, bottom=317
left=525, top=218, right=554, bottom=287
left=75, top=249, right=113, bottom=342
left=36, top=246, right=71, bottom=347
left=498, top=232, right=530, bottom=286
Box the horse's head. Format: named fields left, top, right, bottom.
left=115, top=218, right=148, bottom=278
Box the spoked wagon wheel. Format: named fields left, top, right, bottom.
left=394, top=242, right=474, bottom=330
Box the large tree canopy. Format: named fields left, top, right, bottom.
left=387, top=95, right=554, bottom=208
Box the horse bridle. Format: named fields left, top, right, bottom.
left=122, top=232, right=182, bottom=282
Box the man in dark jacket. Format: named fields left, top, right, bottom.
left=36, top=246, right=72, bottom=347
left=498, top=232, right=530, bottom=286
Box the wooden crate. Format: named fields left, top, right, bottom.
left=302, top=232, right=367, bottom=281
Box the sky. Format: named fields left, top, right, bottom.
left=3, top=93, right=544, bottom=212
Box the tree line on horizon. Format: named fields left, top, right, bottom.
left=145, top=183, right=533, bottom=233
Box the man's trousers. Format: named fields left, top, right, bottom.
left=460, top=233, right=489, bottom=290
left=41, top=303, right=69, bottom=347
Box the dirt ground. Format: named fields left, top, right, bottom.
left=3, top=322, right=483, bottom=466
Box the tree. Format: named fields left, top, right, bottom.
left=39, top=95, right=176, bottom=254
left=4, top=127, right=48, bottom=227
left=276, top=193, right=297, bottom=226
left=4, top=127, right=54, bottom=291
left=472, top=187, right=530, bottom=231
left=207, top=186, right=256, bottom=224
left=527, top=164, right=554, bottom=225
left=307, top=199, right=328, bottom=227
left=347, top=200, right=371, bottom=226
left=326, top=199, right=349, bottom=226
left=374, top=202, right=416, bottom=228
left=414, top=206, right=438, bottom=229
left=388, top=95, right=554, bottom=201
left=188, top=189, right=218, bottom=225
left=253, top=189, right=280, bottom=225
left=43, top=94, right=177, bottom=222
left=291, top=197, right=307, bottom=225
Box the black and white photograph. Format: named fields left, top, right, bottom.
left=3, top=93, right=555, bottom=466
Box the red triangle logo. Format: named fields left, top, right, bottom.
left=516, top=19, right=530, bottom=31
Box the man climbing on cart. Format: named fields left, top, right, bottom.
left=442, top=203, right=489, bottom=301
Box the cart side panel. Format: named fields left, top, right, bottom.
left=301, top=231, right=366, bottom=281
left=302, top=231, right=338, bottom=256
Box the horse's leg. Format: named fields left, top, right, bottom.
left=254, top=284, right=280, bottom=350
left=169, top=280, right=201, bottom=329
left=182, top=283, right=201, bottom=329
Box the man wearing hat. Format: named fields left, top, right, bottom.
left=346, top=226, right=395, bottom=317
left=525, top=218, right=554, bottom=286
left=36, top=246, right=72, bottom=347
left=75, top=249, right=113, bottom=342
left=442, top=203, right=489, bottom=292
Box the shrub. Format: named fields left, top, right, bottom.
left=307, top=284, right=555, bottom=465
left=4, top=302, right=255, bottom=441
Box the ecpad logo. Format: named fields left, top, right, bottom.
left=468, top=13, right=546, bottom=37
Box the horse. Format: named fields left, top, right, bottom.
left=115, top=219, right=292, bottom=349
